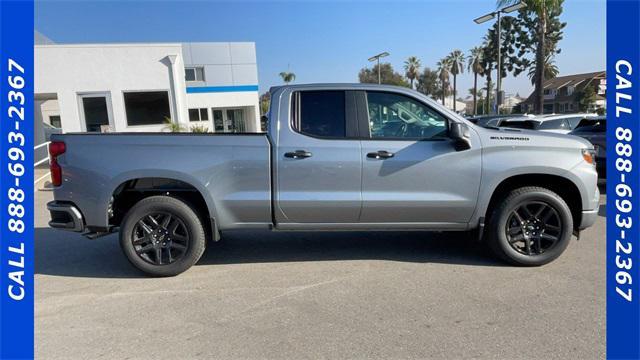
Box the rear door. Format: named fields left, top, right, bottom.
left=274, top=90, right=363, bottom=225
left=358, top=91, right=481, bottom=225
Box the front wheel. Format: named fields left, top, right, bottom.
left=120, top=196, right=206, bottom=276
left=486, top=187, right=574, bottom=266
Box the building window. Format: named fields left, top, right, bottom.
left=189, top=108, right=209, bottom=122
left=185, top=67, right=205, bottom=82
left=124, top=91, right=171, bottom=126
left=49, top=115, right=61, bottom=128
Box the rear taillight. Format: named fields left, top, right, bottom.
left=48, top=141, right=66, bottom=186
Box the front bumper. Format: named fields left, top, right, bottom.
left=579, top=186, right=600, bottom=230
left=579, top=208, right=599, bottom=230
left=47, top=201, right=85, bottom=232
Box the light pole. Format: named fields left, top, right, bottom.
left=474, top=1, right=526, bottom=114
left=368, top=52, right=390, bottom=84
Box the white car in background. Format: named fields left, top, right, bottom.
left=499, top=113, right=597, bottom=134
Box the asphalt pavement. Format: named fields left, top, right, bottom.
left=35, top=190, right=606, bottom=359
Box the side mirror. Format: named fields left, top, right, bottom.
left=450, top=122, right=471, bottom=151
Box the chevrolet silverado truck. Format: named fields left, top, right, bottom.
left=47, top=84, right=599, bottom=276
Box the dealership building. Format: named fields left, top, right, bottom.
left=34, top=41, right=261, bottom=137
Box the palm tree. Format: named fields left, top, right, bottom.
left=498, top=0, right=562, bottom=114
left=279, top=71, right=296, bottom=84
left=163, top=116, right=184, bottom=132
left=436, top=58, right=451, bottom=106
left=446, top=50, right=465, bottom=112
left=527, top=53, right=559, bottom=85
left=404, top=56, right=421, bottom=89
left=467, top=47, right=484, bottom=116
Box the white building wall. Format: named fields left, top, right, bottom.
left=40, top=99, right=60, bottom=125
left=35, top=42, right=260, bottom=134
left=186, top=92, right=260, bottom=132
left=182, top=42, right=260, bottom=131
left=35, top=43, right=190, bottom=132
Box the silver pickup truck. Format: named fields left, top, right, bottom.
left=47, top=84, right=599, bottom=276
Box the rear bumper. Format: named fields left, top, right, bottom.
left=47, top=201, right=85, bottom=232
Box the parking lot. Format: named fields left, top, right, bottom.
left=35, top=189, right=606, bottom=359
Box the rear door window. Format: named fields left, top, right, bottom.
left=292, top=91, right=346, bottom=138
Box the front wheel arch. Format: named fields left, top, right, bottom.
left=483, top=174, right=583, bottom=231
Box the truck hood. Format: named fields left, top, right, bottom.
left=475, top=126, right=594, bottom=150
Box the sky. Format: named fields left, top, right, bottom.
left=35, top=0, right=606, bottom=98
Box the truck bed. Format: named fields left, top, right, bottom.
left=50, top=133, right=272, bottom=230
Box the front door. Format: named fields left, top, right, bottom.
left=226, top=109, right=246, bottom=132
left=275, top=90, right=362, bottom=224
left=359, top=91, right=481, bottom=225
left=211, top=108, right=246, bottom=133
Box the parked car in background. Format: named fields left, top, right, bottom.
left=569, top=116, right=606, bottom=179
left=499, top=113, right=597, bottom=134
left=466, top=114, right=515, bottom=127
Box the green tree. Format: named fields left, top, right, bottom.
left=415, top=67, right=440, bottom=98
left=446, top=50, right=465, bottom=112
left=479, top=14, right=530, bottom=114
left=436, top=58, right=451, bottom=105
left=499, top=0, right=565, bottom=114
left=358, top=63, right=410, bottom=87
left=404, top=56, right=421, bottom=89
left=279, top=71, right=296, bottom=84
left=468, top=87, right=485, bottom=115
left=259, top=91, right=270, bottom=115
left=467, top=47, right=484, bottom=116
left=527, top=54, right=559, bottom=85
left=575, top=85, right=596, bottom=112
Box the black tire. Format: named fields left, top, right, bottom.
left=486, top=186, right=573, bottom=266
left=119, top=196, right=206, bottom=276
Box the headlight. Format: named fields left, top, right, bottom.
left=582, top=148, right=596, bottom=165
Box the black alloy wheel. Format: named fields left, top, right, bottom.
left=486, top=186, right=573, bottom=266
left=504, top=201, right=563, bottom=256
left=120, top=196, right=206, bottom=276
left=132, top=212, right=190, bottom=265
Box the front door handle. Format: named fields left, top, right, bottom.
left=367, top=150, right=395, bottom=159
left=284, top=150, right=313, bottom=159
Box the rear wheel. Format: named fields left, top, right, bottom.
left=486, top=187, right=573, bottom=266
left=120, top=196, right=206, bottom=276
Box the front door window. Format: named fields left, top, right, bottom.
left=366, top=91, right=447, bottom=139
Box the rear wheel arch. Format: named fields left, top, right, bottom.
left=483, top=174, right=583, bottom=230
left=109, top=177, right=218, bottom=239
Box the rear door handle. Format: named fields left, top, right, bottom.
left=284, top=150, right=313, bottom=159
left=367, top=150, right=394, bottom=159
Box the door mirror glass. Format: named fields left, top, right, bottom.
left=450, top=122, right=471, bottom=151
